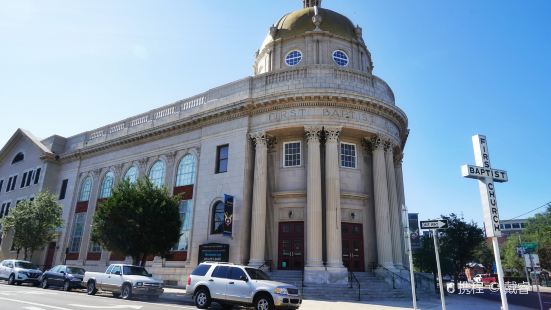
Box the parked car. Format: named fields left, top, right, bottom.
left=83, top=264, right=163, bottom=300
left=480, top=273, right=498, bottom=285
left=186, top=262, right=302, bottom=310
left=0, top=259, right=43, bottom=286
left=40, top=265, right=86, bottom=291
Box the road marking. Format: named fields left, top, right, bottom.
left=0, top=290, right=58, bottom=296
left=0, top=297, right=74, bottom=310
left=24, top=307, right=49, bottom=310
left=69, top=305, right=142, bottom=309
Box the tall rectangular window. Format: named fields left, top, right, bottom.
left=10, top=176, right=17, bottom=191
left=0, top=203, right=5, bottom=219
left=215, top=144, right=229, bottom=174
left=26, top=170, right=33, bottom=187
left=69, top=213, right=86, bottom=253
left=6, top=177, right=12, bottom=192
left=173, top=200, right=193, bottom=251
left=34, top=168, right=41, bottom=184
left=4, top=202, right=11, bottom=216
left=59, top=179, right=69, bottom=200
left=340, top=142, right=357, bottom=168
left=20, top=172, right=27, bottom=188
left=0, top=180, right=3, bottom=192
left=283, top=141, right=301, bottom=167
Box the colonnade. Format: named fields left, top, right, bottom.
left=248, top=126, right=405, bottom=270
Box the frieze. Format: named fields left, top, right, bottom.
left=260, top=107, right=400, bottom=139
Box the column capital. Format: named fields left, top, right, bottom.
left=384, top=140, right=395, bottom=152
left=394, top=152, right=404, bottom=166
left=324, top=126, right=342, bottom=143
left=366, top=136, right=383, bottom=152
left=304, top=125, right=323, bottom=142
left=164, top=151, right=178, bottom=165
left=249, top=131, right=271, bottom=147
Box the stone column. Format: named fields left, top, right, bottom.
left=369, top=136, right=394, bottom=268
left=385, top=142, right=403, bottom=267
left=394, top=153, right=408, bottom=266
left=304, top=126, right=323, bottom=269
left=324, top=126, right=345, bottom=271
left=248, top=131, right=269, bottom=267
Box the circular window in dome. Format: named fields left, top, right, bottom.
left=285, top=50, right=303, bottom=66
left=332, top=50, right=349, bottom=67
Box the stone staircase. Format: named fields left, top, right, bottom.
left=268, top=270, right=414, bottom=301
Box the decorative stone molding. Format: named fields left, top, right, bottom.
left=304, top=125, right=323, bottom=142
left=250, top=131, right=275, bottom=150
left=324, top=126, right=342, bottom=143
left=91, top=168, right=102, bottom=179
left=164, top=151, right=178, bottom=165
left=394, top=152, right=404, bottom=166
left=384, top=140, right=394, bottom=152
left=113, top=163, right=124, bottom=177
left=367, top=136, right=383, bottom=152
left=138, top=157, right=149, bottom=169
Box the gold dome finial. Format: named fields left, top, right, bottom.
left=303, top=0, right=321, bottom=8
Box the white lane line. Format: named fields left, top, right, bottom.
left=0, top=297, right=74, bottom=310
left=69, top=305, right=142, bottom=309
left=24, top=307, right=48, bottom=310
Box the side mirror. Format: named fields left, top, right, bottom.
left=114, top=271, right=121, bottom=276
left=240, top=275, right=248, bottom=282
left=60, top=271, right=65, bottom=275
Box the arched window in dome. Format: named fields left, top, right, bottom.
left=11, top=152, right=24, bottom=164
left=148, top=160, right=165, bottom=188
left=99, top=171, right=115, bottom=199
left=176, top=154, right=196, bottom=187
left=285, top=50, right=303, bottom=66
left=79, top=176, right=92, bottom=202
left=124, top=166, right=139, bottom=184
left=332, top=50, right=349, bottom=67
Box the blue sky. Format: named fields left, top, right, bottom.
left=1, top=0, right=550, bottom=226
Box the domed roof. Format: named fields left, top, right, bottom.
left=260, top=7, right=358, bottom=52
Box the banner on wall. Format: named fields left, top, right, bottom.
left=408, top=213, right=421, bottom=251
left=223, top=194, right=234, bottom=237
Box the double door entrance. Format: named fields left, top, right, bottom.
left=278, top=222, right=304, bottom=270
left=277, top=221, right=365, bottom=271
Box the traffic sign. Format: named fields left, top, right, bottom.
left=420, top=219, right=449, bottom=230
left=522, top=242, right=537, bottom=254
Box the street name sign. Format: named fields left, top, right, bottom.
left=420, top=220, right=448, bottom=229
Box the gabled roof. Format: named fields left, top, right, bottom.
left=0, top=128, right=54, bottom=163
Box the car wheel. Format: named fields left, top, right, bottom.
left=15, top=281, right=21, bottom=286
left=86, top=281, right=97, bottom=295
left=254, top=294, right=274, bottom=310
left=120, top=284, right=132, bottom=300
left=63, top=280, right=71, bottom=292
left=194, top=288, right=211, bottom=309
left=41, top=278, right=49, bottom=289
left=8, top=274, right=15, bottom=285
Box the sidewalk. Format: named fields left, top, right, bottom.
left=159, top=287, right=535, bottom=310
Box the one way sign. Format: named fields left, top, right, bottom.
left=420, top=219, right=449, bottom=230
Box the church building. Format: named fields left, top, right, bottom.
left=0, top=0, right=409, bottom=286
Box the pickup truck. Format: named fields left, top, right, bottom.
left=83, top=264, right=163, bottom=300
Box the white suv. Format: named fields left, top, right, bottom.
left=0, top=259, right=43, bottom=286
left=186, top=262, right=301, bottom=310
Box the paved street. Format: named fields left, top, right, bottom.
left=0, top=282, right=540, bottom=310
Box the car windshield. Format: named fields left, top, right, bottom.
left=15, top=261, right=36, bottom=269
left=67, top=267, right=85, bottom=275
left=245, top=268, right=271, bottom=280
left=123, top=266, right=150, bottom=276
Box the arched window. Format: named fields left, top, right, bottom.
left=99, top=171, right=115, bottom=198
left=175, top=154, right=196, bottom=186
left=79, top=176, right=92, bottom=202
left=124, top=166, right=138, bottom=184
left=148, top=160, right=165, bottom=188
left=11, top=152, right=24, bottom=164
left=211, top=201, right=224, bottom=234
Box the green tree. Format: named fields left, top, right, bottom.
left=439, top=214, right=485, bottom=290
left=521, top=205, right=551, bottom=270
left=0, top=192, right=63, bottom=260
left=501, top=235, right=524, bottom=276
left=414, top=232, right=454, bottom=291
left=91, top=178, right=182, bottom=266
left=472, top=242, right=494, bottom=272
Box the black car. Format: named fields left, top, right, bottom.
left=40, top=265, right=86, bottom=291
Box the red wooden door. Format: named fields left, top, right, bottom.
left=278, top=222, right=304, bottom=270
left=44, top=242, right=56, bottom=270
left=342, top=223, right=365, bottom=272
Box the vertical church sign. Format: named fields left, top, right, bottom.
left=223, top=194, right=234, bottom=236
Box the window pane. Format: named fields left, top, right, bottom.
left=176, top=154, right=196, bottom=186
left=284, top=142, right=301, bottom=167
left=148, top=161, right=165, bottom=188
left=212, top=201, right=225, bottom=234
left=173, top=200, right=193, bottom=251
left=79, top=177, right=92, bottom=201
left=99, top=172, right=115, bottom=198
left=212, top=266, right=230, bottom=278
left=124, top=166, right=139, bottom=184
left=340, top=143, right=356, bottom=168
left=69, top=213, right=86, bottom=253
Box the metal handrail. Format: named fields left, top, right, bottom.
left=377, top=264, right=410, bottom=289
left=348, top=270, right=361, bottom=301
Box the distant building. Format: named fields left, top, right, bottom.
left=499, top=219, right=528, bottom=237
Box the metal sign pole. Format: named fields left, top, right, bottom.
left=491, top=236, right=508, bottom=310
left=403, top=205, right=417, bottom=309
left=529, top=253, right=544, bottom=310
left=432, top=229, right=446, bottom=310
